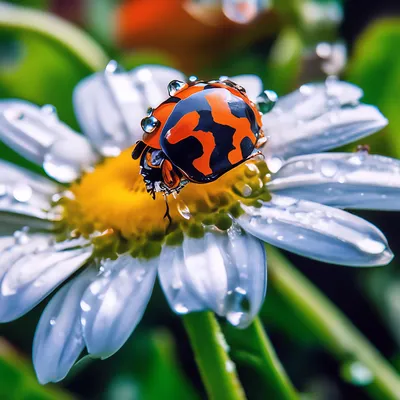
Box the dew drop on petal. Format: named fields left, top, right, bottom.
left=12, top=184, right=32, bottom=203
left=225, top=287, right=250, bottom=327
left=174, top=303, right=189, bottom=314
left=49, top=318, right=56, bottom=326
left=268, top=157, right=283, bottom=173
left=320, top=160, right=338, bottom=178
left=356, top=238, right=386, bottom=255
left=80, top=300, right=91, bottom=312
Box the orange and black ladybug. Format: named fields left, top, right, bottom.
left=132, top=78, right=275, bottom=198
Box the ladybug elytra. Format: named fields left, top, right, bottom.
left=132, top=78, right=270, bottom=198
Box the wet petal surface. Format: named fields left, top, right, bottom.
left=268, top=152, right=400, bottom=210
left=160, top=226, right=266, bottom=328
left=262, top=80, right=388, bottom=171
left=80, top=254, right=157, bottom=359
left=0, top=101, right=98, bottom=182
left=238, top=195, right=393, bottom=266
left=0, top=236, right=92, bottom=322
left=0, top=160, right=60, bottom=231
left=74, top=63, right=185, bottom=156
left=33, top=270, right=95, bottom=384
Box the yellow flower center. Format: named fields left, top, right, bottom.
left=60, top=148, right=270, bottom=259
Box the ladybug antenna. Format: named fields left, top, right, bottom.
left=163, top=194, right=173, bottom=233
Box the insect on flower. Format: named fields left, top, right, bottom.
left=132, top=78, right=274, bottom=198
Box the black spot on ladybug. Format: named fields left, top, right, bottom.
left=194, top=109, right=236, bottom=175
left=163, top=135, right=207, bottom=181
left=240, top=136, right=254, bottom=159
left=162, top=96, right=181, bottom=105
left=228, top=101, right=259, bottom=137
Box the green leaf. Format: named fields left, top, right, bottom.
left=222, top=318, right=299, bottom=400
left=266, top=28, right=304, bottom=95
left=346, top=18, right=400, bottom=158
left=108, top=329, right=199, bottom=400
left=0, top=338, right=74, bottom=400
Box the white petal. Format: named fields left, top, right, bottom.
left=33, top=269, right=96, bottom=384
left=237, top=195, right=393, bottom=266
left=0, top=237, right=92, bottom=322
left=158, top=245, right=206, bottom=315
left=73, top=63, right=186, bottom=156
left=230, top=75, right=263, bottom=102
left=0, top=160, right=60, bottom=231
left=268, top=152, right=400, bottom=210
left=262, top=80, right=388, bottom=171
left=80, top=254, right=157, bottom=359
left=0, top=101, right=98, bottom=182
left=174, top=226, right=266, bottom=328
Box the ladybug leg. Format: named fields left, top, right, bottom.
left=161, top=159, right=181, bottom=190
left=132, top=140, right=147, bottom=160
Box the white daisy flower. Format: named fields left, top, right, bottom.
left=0, top=63, right=395, bottom=384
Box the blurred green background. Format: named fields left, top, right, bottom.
left=1, top=0, right=400, bottom=399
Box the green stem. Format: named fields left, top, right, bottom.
left=268, top=246, right=400, bottom=400
left=250, top=318, right=298, bottom=400
left=183, top=312, right=245, bottom=400
left=0, top=2, right=108, bottom=73
left=225, top=317, right=298, bottom=400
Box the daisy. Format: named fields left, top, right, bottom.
left=0, top=62, right=396, bottom=384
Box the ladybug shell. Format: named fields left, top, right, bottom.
left=159, top=86, right=261, bottom=183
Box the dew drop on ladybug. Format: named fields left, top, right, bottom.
left=132, top=78, right=277, bottom=197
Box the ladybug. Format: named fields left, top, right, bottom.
left=132, top=78, right=274, bottom=198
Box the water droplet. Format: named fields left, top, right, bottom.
left=256, top=90, right=278, bottom=114
left=225, top=287, right=250, bottom=327
left=167, top=80, right=187, bottom=96
left=174, top=303, right=189, bottom=314
left=216, top=332, right=230, bottom=352
left=171, top=277, right=183, bottom=291
left=342, top=361, right=374, bottom=386
left=299, top=84, right=313, bottom=96
left=141, top=116, right=160, bottom=133
left=225, top=360, right=236, bottom=373
left=277, top=235, right=284, bottom=241
left=146, top=107, right=153, bottom=117
left=12, top=184, right=32, bottom=202
left=41, top=104, right=58, bottom=117
left=105, top=60, right=119, bottom=74
left=50, top=318, right=56, bottom=326
left=357, top=238, right=385, bottom=255
left=189, top=75, right=198, bottom=82
left=43, top=153, right=80, bottom=183
left=80, top=300, right=91, bottom=312
left=320, top=160, right=338, bottom=178
left=13, top=229, right=29, bottom=245
left=135, top=269, right=146, bottom=283
left=268, top=157, right=283, bottom=173
left=178, top=201, right=192, bottom=220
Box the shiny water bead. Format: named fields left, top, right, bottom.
left=140, top=115, right=159, bottom=133
left=256, top=90, right=278, bottom=114
left=167, top=80, right=187, bottom=96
